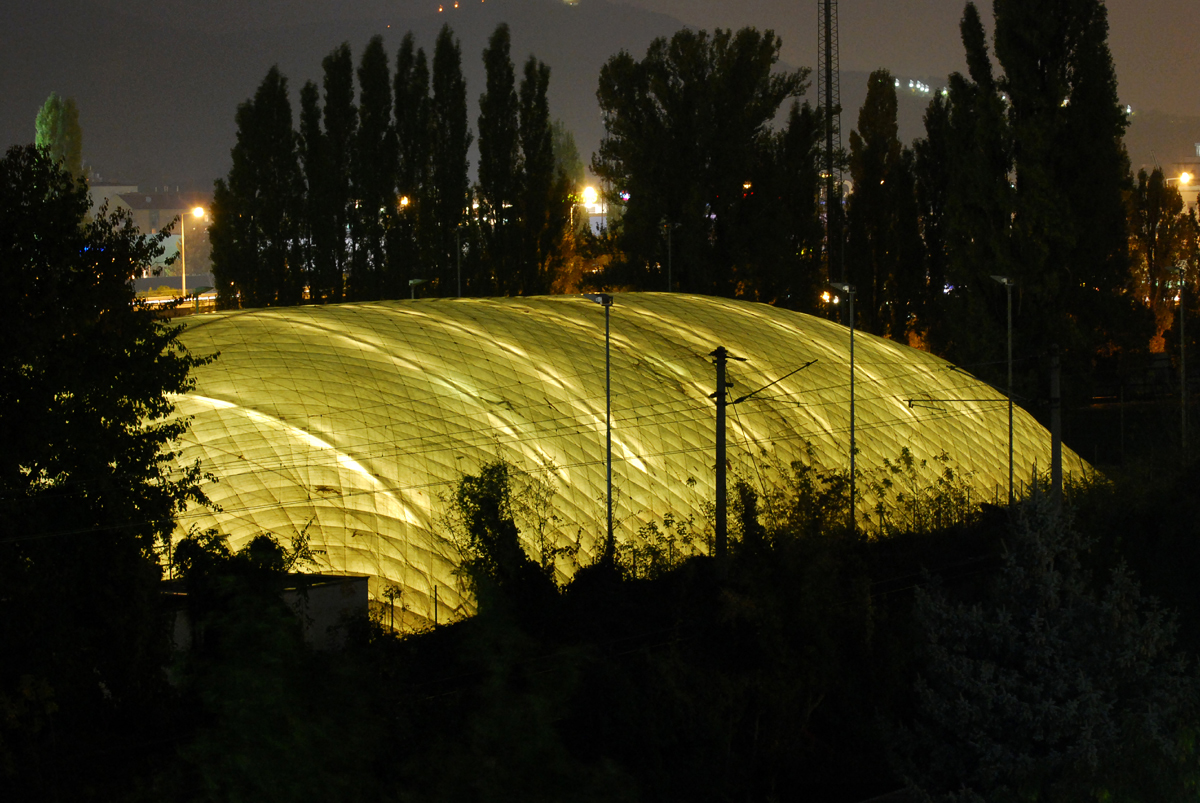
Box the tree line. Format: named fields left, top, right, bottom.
left=210, top=23, right=575, bottom=308
left=591, top=0, right=1199, bottom=419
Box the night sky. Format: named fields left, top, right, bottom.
left=2, top=0, right=1196, bottom=188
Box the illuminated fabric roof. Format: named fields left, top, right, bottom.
left=171, top=293, right=1087, bottom=623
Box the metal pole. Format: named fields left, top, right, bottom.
left=1051, top=344, right=1062, bottom=507
left=181, top=214, right=187, bottom=298
left=456, top=225, right=462, bottom=298
left=667, top=224, right=672, bottom=292
left=1007, top=283, right=1013, bottom=506
left=1182, top=268, right=1187, bottom=456
left=604, top=302, right=613, bottom=563
left=848, top=290, right=855, bottom=530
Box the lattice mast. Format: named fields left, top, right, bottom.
left=818, top=0, right=843, bottom=285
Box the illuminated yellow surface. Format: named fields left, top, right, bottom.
left=171, top=293, right=1087, bottom=622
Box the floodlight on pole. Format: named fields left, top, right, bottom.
left=181, top=205, right=206, bottom=298
left=584, top=292, right=615, bottom=564
left=1181, top=264, right=1188, bottom=456
left=409, top=278, right=427, bottom=300
left=992, top=275, right=1015, bottom=505
left=830, top=282, right=856, bottom=531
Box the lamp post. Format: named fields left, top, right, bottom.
left=830, top=282, right=856, bottom=531
left=1181, top=264, right=1188, bottom=455
left=991, top=275, right=1015, bottom=506
left=585, top=292, right=615, bottom=564
left=409, top=278, right=427, bottom=299
left=181, top=205, right=205, bottom=297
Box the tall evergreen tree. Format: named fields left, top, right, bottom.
left=298, top=80, right=340, bottom=302
left=210, top=66, right=303, bottom=308
left=349, top=36, right=397, bottom=300
left=34, top=92, right=84, bottom=181
left=322, top=43, right=358, bottom=303
left=846, top=70, right=924, bottom=339
left=993, top=0, right=1132, bottom=360
left=913, top=92, right=951, bottom=339
left=430, top=24, right=472, bottom=296
left=392, top=34, right=432, bottom=295
left=478, top=24, right=522, bottom=296
left=1129, top=168, right=1194, bottom=340
left=517, top=55, right=560, bottom=296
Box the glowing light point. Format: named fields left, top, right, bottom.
left=1182, top=172, right=1193, bottom=186
left=192, top=206, right=205, bottom=218
left=582, top=186, right=598, bottom=206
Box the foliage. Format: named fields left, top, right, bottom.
left=1128, top=167, right=1198, bottom=341
left=0, top=144, right=211, bottom=797
left=34, top=91, right=83, bottom=180
left=210, top=66, right=304, bottom=308
left=900, top=491, right=1200, bottom=801
left=442, top=460, right=560, bottom=615
left=592, top=27, right=813, bottom=301
left=846, top=70, right=926, bottom=340
left=867, top=448, right=979, bottom=537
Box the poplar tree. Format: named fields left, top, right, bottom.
left=846, top=70, right=924, bottom=339
left=210, top=66, right=303, bottom=308
left=430, top=25, right=472, bottom=296
left=34, top=92, right=84, bottom=181
left=993, top=0, right=1132, bottom=356
left=392, top=34, right=432, bottom=295
left=322, top=43, right=358, bottom=302
left=478, top=23, right=521, bottom=295
left=517, top=55, right=560, bottom=295
left=350, top=36, right=397, bottom=300
left=298, top=80, right=339, bottom=302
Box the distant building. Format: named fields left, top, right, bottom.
left=85, top=187, right=213, bottom=281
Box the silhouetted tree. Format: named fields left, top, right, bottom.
left=391, top=33, right=432, bottom=296
left=322, top=43, right=358, bottom=302
left=0, top=144, right=211, bottom=797
left=900, top=493, right=1200, bottom=801
left=349, top=36, right=397, bottom=300
left=34, top=92, right=83, bottom=181
left=430, top=25, right=472, bottom=296
left=517, top=55, right=562, bottom=295
left=210, top=66, right=303, bottom=307
left=593, top=27, right=809, bottom=296
left=846, top=69, right=925, bottom=339
left=478, top=23, right=522, bottom=295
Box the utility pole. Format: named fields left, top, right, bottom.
left=1051, top=344, right=1062, bottom=507
left=711, top=346, right=730, bottom=573
left=992, top=275, right=1015, bottom=505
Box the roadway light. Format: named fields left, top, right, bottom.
left=1182, top=172, right=1193, bottom=186
left=182, top=205, right=206, bottom=299
left=408, top=278, right=427, bottom=299
left=830, top=282, right=856, bottom=531
left=991, top=275, right=1015, bottom=505
left=584, top=293, right=615, bottom=565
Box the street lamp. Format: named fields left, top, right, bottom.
left=408, top=278, right=427, bottom=299
left=585, top=292, right=615, bottom=564
left=991, top=275, right=1015, bottom=505
left=181, top=205, right=205, bottom=297
left=1180, top=264, right=1188, bottom=455
left=830, top=282, right=856, bottom=531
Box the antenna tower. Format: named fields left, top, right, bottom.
left=818, top=0, right=843, bottom=286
